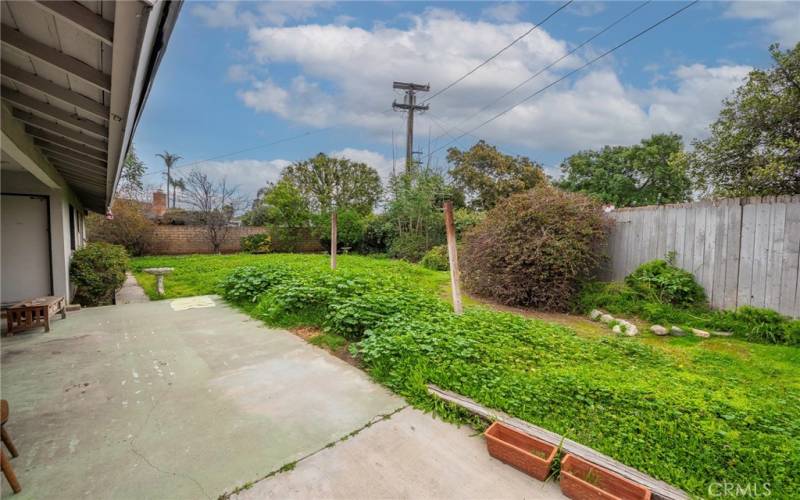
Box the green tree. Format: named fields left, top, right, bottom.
left=558, top=134, right=692, bottom=207
left=283, top=153, right=382, bottom=214
left=254, top=179, right=310, bottom=228
left=690, top=43, right=800, bottom=196
left=313, top=208, right=366, bottom=251
left=383, top=168, right=461, bottom=260
left=446, top=140, right=546, bottom=210
left=117, top=146, right=146, bottom=198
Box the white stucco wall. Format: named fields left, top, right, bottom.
left=2, top=170, right=85, bottom=303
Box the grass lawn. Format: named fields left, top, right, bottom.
left=131, top=253, right=451, bottom=300
left=130, top=253, right=800, bottom=496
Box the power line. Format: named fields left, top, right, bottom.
left=426, top=0, right=698, bottom=160
left=433, top=0, right=652, bottom=144
left=422, top=0, right=574, bottom=104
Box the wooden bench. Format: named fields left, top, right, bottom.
left=5, top=296, right=66, bottom=336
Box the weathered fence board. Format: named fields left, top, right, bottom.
left=604, top=196, right=800, bottom=318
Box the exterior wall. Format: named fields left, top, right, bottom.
left=1, top=170, right=85, bottom=303
left=147, top=226, right=323, bottom=255
left=1, top=103, right=86, bottom=304
left=604, top=196, right=800, bottom=318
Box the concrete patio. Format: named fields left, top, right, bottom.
left=1, top=297, right=563, bottom=499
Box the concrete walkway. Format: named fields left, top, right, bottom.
left=115, top=272, right=150, bottom=304
left=1, top=297, right=564, bottom=499
left=236, top=406, right=563, bottom=499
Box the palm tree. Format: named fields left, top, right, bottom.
left=169, top=177, right=186, bottom=208
left=156, top=151, right=182, bottom=208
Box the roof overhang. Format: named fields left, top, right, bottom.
left=1, top=0, right=182, bottom=212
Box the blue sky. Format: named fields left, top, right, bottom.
left=134, top=1, right=800, bottom=201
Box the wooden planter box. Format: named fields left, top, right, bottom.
left=484, top=421, right=557, bottom=480
left=560, top=454, right=651, bottom=500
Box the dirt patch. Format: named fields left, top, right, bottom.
left=289, top=327, right=362, bottom=369
left=468, top=296, right=612, bottom=338
left=291, top=326, right=322, bottom=341
left=332, top=346, right=362, bottom=369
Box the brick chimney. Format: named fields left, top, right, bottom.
left=152, top=190, right=167, bottom=217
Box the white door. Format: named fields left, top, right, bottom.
left=1, top=195, right=51, bottom=304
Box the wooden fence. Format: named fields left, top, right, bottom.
left=604, top=195, right=800, bottom=318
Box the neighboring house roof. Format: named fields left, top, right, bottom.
left=1, top=0, right=182, bottom=212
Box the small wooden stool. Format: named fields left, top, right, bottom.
left=1, top=400, right=21, bottom=493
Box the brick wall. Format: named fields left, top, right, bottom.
left=148, top=225, right=323, bottom=255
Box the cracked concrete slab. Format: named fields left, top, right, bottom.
left=0, top=297, right=402, bottom=499
left=234, top=406, right=565, bottom=500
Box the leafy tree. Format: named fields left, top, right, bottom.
left=259, top=179, right=310, bottom=229
left=383, top=168, right=460, bottom=260
left=283, top=153, right=382, bottom=214
left=117, top=147, right=146, bottom=198
left=313, top=208, right=366, bottom=251
left=86, top=198, right=155, bottom=256
left=446, top=140, right=546, bottom=210
left=690, top=43, right=800, bottom=196
left=558, top=134, right=692, bottom=207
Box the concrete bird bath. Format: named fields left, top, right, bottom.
left=142, top=267, right=174, bottom=296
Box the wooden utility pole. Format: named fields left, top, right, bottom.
left=443, top=201, right=463, bottom=314
left=392, top=81, right=429, bottom=173
left=330, top=211, right=338, bottom=270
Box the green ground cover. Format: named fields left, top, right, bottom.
left=131, top=253, right=800, bottom=497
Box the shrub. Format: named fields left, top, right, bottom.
left=361, top=214, right=396, bottom=253
left=240, top=233, right=271, bottom=253
left=625, top=259, right=705, bottom=306
left=70, top=243, right=128, bottom=306
left=388, top=233, right=429, bottom=262
left=578, top=281, right=800, bottom=346
left=420, top=245, right=449, bottom=271
left=218, top=265, right=292, bottom=303
left=461, top=186, right=610, bottom=310
left=453, top=208, right=485, bottom=238
left=715, top=306, right=800, bottom=345
left=86, top=198, right=154, bottom=256
left=314, top=208, right=366, bottom=251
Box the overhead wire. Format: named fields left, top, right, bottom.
left=422, top=0, right=574, bottom=103
left=425, top=0, right=699, bottom=162
left=431, top=0, right=653, bottom=144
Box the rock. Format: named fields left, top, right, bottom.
left=599, top=314, right=614, bottom=324
left=713, top=331, right=733, bottom=337
left=619, top=320, right=638, bottom=336
left=612, top=320, right=638, bottom=336
left=670, top=326, right=686, bottom=337
left=589, top=309, right=604, bottom=320
left=650, top=325, right=668, bottom=336
left=691, top=328, right=711, bottom=338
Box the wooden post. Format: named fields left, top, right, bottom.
left=443, top=201, right=463, bottom=314
left=330, top=211, right=338, bottom=270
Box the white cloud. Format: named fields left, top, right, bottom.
left=330, top=148, right=399, bottom=180
left=180, top=159, right=291, bottom=202
left=192, top=1, right=332, bottom=29
left=482, top=3, right=525, bottom=23
left=225, top=9, right=750, bottom=153
left=725, top=1, right=800, bottom=45
left=191, top=2, right=255, bottom=29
